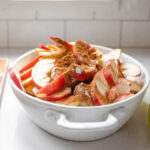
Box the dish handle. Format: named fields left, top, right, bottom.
left=44, top=108, right=124, bottom=130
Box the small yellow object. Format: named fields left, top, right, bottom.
left=25, top=84, right=35, bottom=96
left=36, top=93, right=47, bottom=98
left=69, top=100, right=81, bottom=106
left=35, top=48, right=50, bottom=53
left=148, top=104, right=150, bottom=132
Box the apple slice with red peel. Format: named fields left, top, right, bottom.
left=22, top=77, right=33, bottom=88
left=120, top=63, right=141, bottom=77
left=38, top=44, right=50, bottom=50
left=19, top=56, right=40, bottom=73
left=9, top=67, right=24, bottom=91
left=114, top=93, right=134, bottom=103
left=70, top=65, right=97, bottom=82
left=92, top=88, right=108, bottom=106
left=94, top=71, right=110, bottom=97
left=20, top=68, right=32, bottom=80
left=32, top=59, right=55, bottom=89
left=40, top=87, right=71, bottom=101
left=73, top=40, right=90, bottom=63
left=36, top=74, right=65, bottom=98
left=108, top=82, right=130, bottom=101
left=49, top=36, right=73, bottom=49
left=103, top=60, right=119, bottom=86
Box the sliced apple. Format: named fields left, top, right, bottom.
left=120, top=62, right=141, bottom=77
left=19, top=56, right=40, bottom=73
left=49, top=36, right=73, bottom=49
left=32, top=59, right=55, bottom=89
left=108, top=82, right=130, bottom=101
left=114, top=93, right=134, bottom=103
left=22, top=77, right=33, bottom=88
left=20, top=68, right=32, bottom=80
left=73, top=40, right=90, bottom=63
left=38, top=44, right=50, bottom=50
left=35, top=48, right=50, bottom=53
left=103, top=60, right=119, bottom=86
left=9, top=67, right=24, bottom=91
left=70, top=65, right=96, bottom=81
left=38, top=48, right=65, bottom=58
left=102, top=49, right=122, bottom=63
left=36, top=74, right=65, bottom=98
left=40, top=87, right=71, bottom=101
left=94, top=71, right=110, bottom=97
left=92, top=87, right=108, bottom=106
left=119, top=78, right=131, bottom=85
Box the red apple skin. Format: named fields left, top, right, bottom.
left=49, top=36, right=73, bottom=49
left=9, top=67, right=24, bottom=90
left=19, top=56, right=40, bottom=73
left=36, top=74, right=65, bottom=97
left=103, top=65, right=115, bottom=86
left=20, top=69, right=32, bottom=80
left=93, top=93, right=102, bottom=106
left=114, top=93, right=134, bottom=103
left=108, top=82, right=130, bottom=101
left=38, top=44, right=50, bottom=50
left=70, top=69, right=96, bottom=82
left=91, top=82, right=108, bottom=106
left=40, top=87, right=71, bottom=101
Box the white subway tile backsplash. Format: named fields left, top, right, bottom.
left=121, top=21, right=150, bottom=47
left=0, top=21, right=7, bottom=48
left=9, top=21, right=64, bottom=48
left=0, top=7, right=36, bottom=20
left=66, top=21, right=121, bottom=47
left=38, top=9, right=93, bottom=20
left=95, top=0, right=150, bottom=20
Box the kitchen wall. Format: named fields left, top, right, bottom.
left=0, top=0, right=150, bottom=50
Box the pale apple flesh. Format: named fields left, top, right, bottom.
left=120, top=62, right=141, bottom=77
left=32, top=59, right=55, bottom=89
left=114, top=93, right=134, bottom=103
left=94, top=70, right=110, bottom=97
left=103, top=60, right=119, bottom=86
left=108, top=82, right=130, bottom=101
left=40, top=87, right=71, bottom=101
left=36, top=74, right=65, bottom=98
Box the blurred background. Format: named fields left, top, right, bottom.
left=0, top=0, right=150, bottom=66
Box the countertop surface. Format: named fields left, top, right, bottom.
left=0, top=48, right=150, bottom=150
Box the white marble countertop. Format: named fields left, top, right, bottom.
left=0, top=48, right=150, bottom=150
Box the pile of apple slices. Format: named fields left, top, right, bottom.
left=92, top=56, right=142, bottom=105
left=9, top=37, right=142, bottom=106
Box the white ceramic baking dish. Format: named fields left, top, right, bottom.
left=8, top=45, right=149, bottom=141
